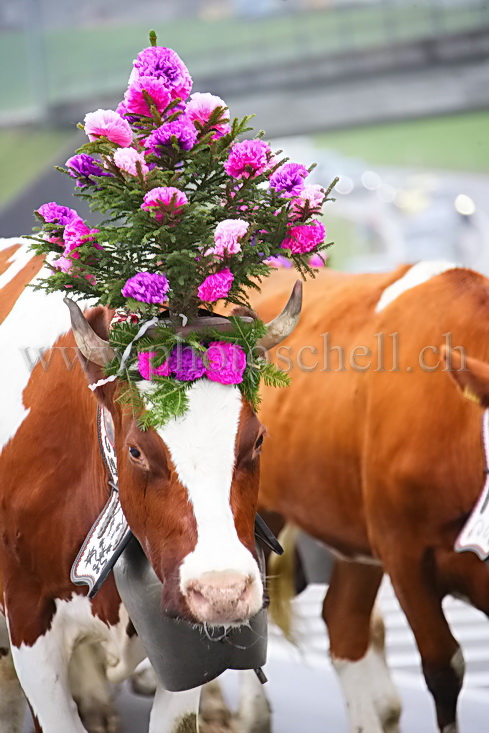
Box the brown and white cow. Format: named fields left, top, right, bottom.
left=250, top=261, right=489, bottom=733
left=0, top=238, right=301, bottom=733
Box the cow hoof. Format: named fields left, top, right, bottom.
left=130, top=663, right=157, bottom=696
left=199, top=722, right=237, bottom=733
left=80, top=708, right=121, bottom=733
left=200, top=680, right=233, bottom=727
left=381, top=702, right=402, bottom=733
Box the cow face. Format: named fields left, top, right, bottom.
left=113, top=379, right=266, bottom=625
left=66, top=282, right=301, bottom=626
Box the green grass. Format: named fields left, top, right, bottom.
left=0, top=127, right=74, bottom=207
left=323, top=213, right=359, bottom=271
left=2, top=3, right=487, bottom=114
left=314, top=111, right=489, bottom=173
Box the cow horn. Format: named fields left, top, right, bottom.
left=64, top=298, right=115, bottom=366
left=257, top=280, right=303, bottom=351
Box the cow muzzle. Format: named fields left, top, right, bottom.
left=184, top=571, right=262, bottom=625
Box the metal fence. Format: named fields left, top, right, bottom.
left=2, top=0, right=488, bottom=125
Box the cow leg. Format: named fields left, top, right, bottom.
left=384, top=552, right=464, bottom=733
left=131, top=658, right=158, bottom=697
left=323, top=560, right=401, bottom=733
left=235, top=670, right=271, bottom=733
left=69, top=641, right=120, bottom=733
left=6, top=592, right=90, bottom=733
left=9, top=635, right=86, bottom=733
left=0, top=616, right=25, bottom=733
left=149, top=684, right=201, bottom=733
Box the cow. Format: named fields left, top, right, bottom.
left=247, top=260, right=489, bottom=733
left=0, top=237, right=301, bottom=733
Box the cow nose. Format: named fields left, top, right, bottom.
left=185, top=571, right=261, bottom=624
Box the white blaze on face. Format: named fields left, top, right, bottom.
left=157, top=379, right=262, bottom=595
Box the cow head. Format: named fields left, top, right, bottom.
left=66, top=283, right=301, bottom=626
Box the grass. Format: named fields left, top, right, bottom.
left=0, top=127, right=74, bottom=207
left=323, top=213, right=359, bottom=271
left=2, top=3, right=487, bottom=114
left=314, top=111, right=489, bottom=173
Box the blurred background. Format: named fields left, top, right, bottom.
left=1, top=0, right=489, bottom=269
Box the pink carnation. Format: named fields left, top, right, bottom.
left=205, top=342, right=247, bottom=385
left=84, top=109, right=133, bottom=147
left=137, top=351, right=171, bottom=380
left=124, top=76, right=172, bottom=117
left=52, top=253, right=96, bottom=285
left=63, top=218, right=101, bottom=254
left=141, top=187, right=188, bottom=223
left=53, top=254, right=74, bottom=273
left=113, top=147, right=149, bottom=177
left=208, top=219, right=249, bottom=257
left=186, top=92, right=230, bottom=138
left=224, top=140, right=272, bottom=179
left=281, top=220, right=326, bottom=254
left=197, top=268, right=234, bottom=302
left=292, top=184, right=326, bottom=218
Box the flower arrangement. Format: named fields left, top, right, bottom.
left=29, top=31, right=337, bottom=427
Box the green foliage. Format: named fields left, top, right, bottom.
left=28, top=35, right=336, bottom=426
left=104, top=315, right=289, bottom=426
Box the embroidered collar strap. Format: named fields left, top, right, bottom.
left=70, top=407, right=132, bottom=597
left=455, top=409, right=489, bottom=560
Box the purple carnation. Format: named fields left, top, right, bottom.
left=137, top=351, right=171, bottom=380
left=133, top=47, right=192, bottom=101
left=168, top=346, right=205, bottom=381
left=197, top=268, right=234, bottom=302
left=309, top=253, right=327, bottom=267
left=121, top=272, right=170, bottom=304
left=66, top=154, right=112, bottom=188
left=281, top=220, right=326, bottom=254
left=146, top=117, right=198, bottom=153
left=266, top=255, right=292, bottom=269
left=36, top=202, right=79, bottom=227
left=270, top=163, right=308, bottom=196
left=205, top=342, right=247, bottom=385
left=224, top=140, right=272, bottom=179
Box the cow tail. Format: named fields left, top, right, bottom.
left=268, top=523, right=299, bottom=644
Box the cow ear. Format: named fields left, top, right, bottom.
left=442, top=346, right=489, bottom=407
left=75, top=307, right=117, bottom=410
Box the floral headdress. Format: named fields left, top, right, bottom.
left=29, top=32, right=337, bottom=427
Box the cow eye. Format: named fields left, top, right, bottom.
left=129, top=446, right=141, bottom=459
left=255, top=434, right=264, bottom=451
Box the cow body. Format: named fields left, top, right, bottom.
left=252, top=263, right=489, bottom=733
left=0, top=238, right=291, bottom=733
